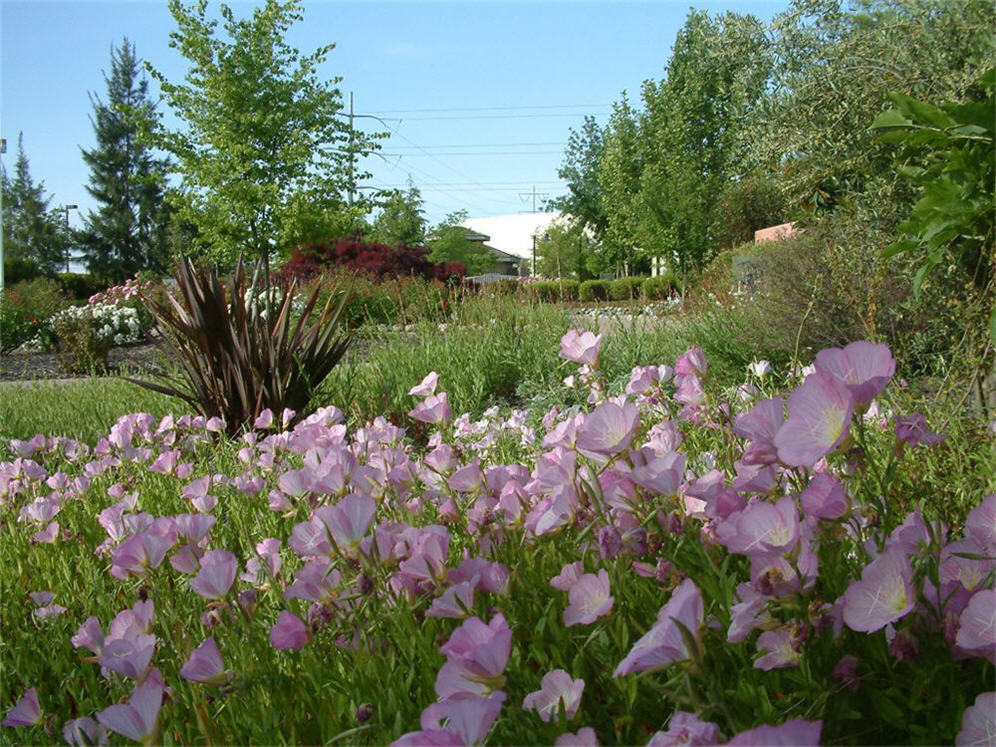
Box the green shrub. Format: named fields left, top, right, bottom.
left=2, top=257, right=44, bottom=285
left=557, top=279, right=580, bottom=302
left=642, top=273, right=677, bottom=300
left=528, top=281, right=559, bottom=302
left=736, top=219, right=986, bottom=379
left=489, top=278, right=521, bottom=297
left=57, top=272, right=107, bottom=301
left=579, top=279, right=611, bottom=302
left=609, top=276, right=644, bottom=301
left=0, top=278, right=70, bottom=352
left=51, top=307, right=115, bottom=375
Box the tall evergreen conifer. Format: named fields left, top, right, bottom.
left=1, top=134, right=69, bottom=275
left=79, top=39, right=171, bottom=281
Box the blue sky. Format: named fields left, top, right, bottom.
left=1, top=0, right=788, bottom=231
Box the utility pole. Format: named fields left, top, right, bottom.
left=61, top=204, right=78, bottom=272
left=347, top=91, right=354, bottom=207
left=518, top=185, right=548, bottom=213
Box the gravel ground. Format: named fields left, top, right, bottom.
left=0, top=343, right=168, bottom=383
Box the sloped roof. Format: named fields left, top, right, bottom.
left=459, top=212, right=564, bottom=260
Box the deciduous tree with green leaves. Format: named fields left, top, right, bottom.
left=873, top=68, right=995, bottom=342
left=551, top=116, right=609, bottom=242
left=427, top=211, right=495, bottom=276
left=636, top=10, right=772, bottom=277
left=144, top=0, right=379, bottom=264
left=79, top=39, right=172, bottom=282
left=535, top=219, right=590, bottom=279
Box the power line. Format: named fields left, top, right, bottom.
left=368, top=103, right=610, bottom=114
left=382, top=151, right=563, bottom=157
left=391, top=112, right=611, bottom=122
left=387, top=141, right=566, bottom=150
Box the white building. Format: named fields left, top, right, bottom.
left=459, top=211, right=564, bottom=275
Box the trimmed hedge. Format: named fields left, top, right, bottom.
left=609, top=276, right=644, bottom=301
left=529, top=280, right=581, bottom=303
left=579, top=280, right=611, bottom=302
left=642, top=273, right=677, bottom=301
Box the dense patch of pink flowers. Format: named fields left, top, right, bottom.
left=1, top=331, right=992, bottom=745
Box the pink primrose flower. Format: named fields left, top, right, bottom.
left=754, top=626, right=803, bottom=670
left=3, top=687, right=41, bottom=727
left=733, top=396, right=784, bottom=466
left=841, top=547, right=914, bottom=633
left=955, top=589, right=996, bottom=663
left=418, top=692, right=507, bottom=745
left=62, top=717, right=105, bottom=746
left=563, top=570, right=614, bottom=627
left=720, top=496, right=800, bottom=557
left=410, top=392, right=452, bottom=425
left=180, top=636, right=232, bottom=685
left=965, top=494, right=996, bottom=555
left=284, top=557, right=340, bottom=604
left=555, top=726, right=599, bottom=746
left=316, top=494, right=377, bottom=553
left=551, top=561, right=585, bottom=592
left=409, top=371, right=440, bottom=397
left=427, top=580, right=478, bottom=619
left=894, top=413, right=946, bottom=448
left=726, top=719, right=822, bottom=746
left=270, top=610, right=310, bottom=650
left=189, top=549, right=238, bottom=600
left=774, top=372, right=854, bottom=468
left=956, top=691, right=996, bottom=746
left=522, top=669, right=585, bottom=722
left=97, top=633, right=156, bottom=678
left=111, top=531, right=173, bottom=578
left=613, top=578, right=703, bottom=676
left=630, top=450, right=685, bottom=495
left=435, top=614, right=512, bottom=698
left=674, top=346, right=707, bottom=379
left=727, top=583, right=774, bottom=644
left=173, top=513, right=216, bottom=544
left=800, top=472, right=849, bottom=520
left=814, top=340, right=894, bottom=408
left=576, top=401, right=640, bottom=458
left=448, top=458, right=485, bottom=493
left=646, top=712, right=722, bottom=746
left=30, top=521, right=60, bottom=544
left=289, top=515, right=334, bottom=557
left=559, top=329, right=602, bottom=365
left=448, top=558, right=509, bottom=595
left=96, top=668, right=164, bottom=743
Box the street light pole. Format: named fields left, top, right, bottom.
left=62, top=204, right=77, bottom=273
left=0, top=137, right=6, bottom=297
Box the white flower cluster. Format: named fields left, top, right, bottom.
left=241, top=288, right=306, bottom=320
left=49, top=303, right=143, bottom=346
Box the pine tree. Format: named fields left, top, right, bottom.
left=79, top=38, right=171, bottom=281
left=1, top=133, right=69, bottom=276
left=370, top=179, right=427, bottom=247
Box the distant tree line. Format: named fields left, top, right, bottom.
left=548, top=0, right=994, bottom=280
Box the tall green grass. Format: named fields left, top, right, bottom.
left=319, top=300, right=571, bottom=427
left=0, top=379, right=187, bottom=445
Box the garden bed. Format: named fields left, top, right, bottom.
left=0, top=342, right=167, bottom=383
